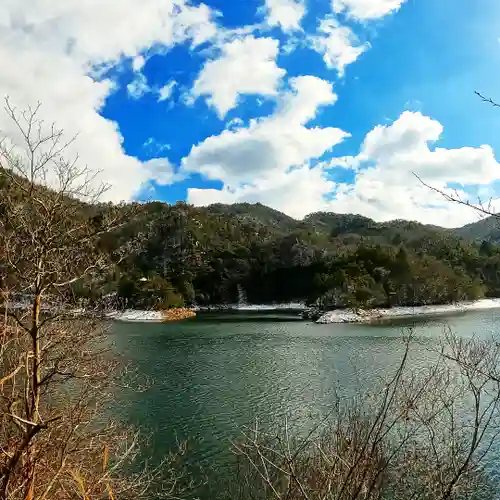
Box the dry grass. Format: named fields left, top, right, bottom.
left=0, top=318, right=191, bottom=500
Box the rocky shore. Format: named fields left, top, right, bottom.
left=315, top=298, right=500, bottom=324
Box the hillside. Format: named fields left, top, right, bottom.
left=99, top=202, right=500, bottom=310
left=206, top=204, right=452, bottom=242
left=453, top=215, right=500, bottom=243
left=207, top=202, right=301, bottom=234
left=3, top=168, right=500, bottom=312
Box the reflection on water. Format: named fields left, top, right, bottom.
left=110, top=309, right=500, bottom=497
left=192, top=310, right=305, bottom=323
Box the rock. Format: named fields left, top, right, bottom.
left=301, top=307, right=322, bottom=320
left=316, top=308, right=384, bottom=324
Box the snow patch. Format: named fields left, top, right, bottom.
left=316, top=299, right=500, bottom=324
left=106, top=310, right=165, bottom=322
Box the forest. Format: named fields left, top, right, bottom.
left=89, top=200, right=500, bottom=311
left=2, top=160, right=500, bottom=312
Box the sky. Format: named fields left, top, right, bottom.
left=2, top=0, right=500, bottom=227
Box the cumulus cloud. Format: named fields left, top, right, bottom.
left=310, top=0, right=404, bottom=73
left=264, top=0, right=306, bottom=32
left=328, top=111, right=500, bottom=227
left=187, top=107, right=500, bottom=227
left=191, top=35, right=286, bottom=117
left=189, top=164, right=335, bottom=218
left=143, top=158, right=182, bottom=186
left=158, top=80, right=177, bottom=102
left=132, top=55, right=146, bottom=72
left=332, top=0, right=407, bottom=21
left=311, top=17, right=369, bottom=75
left=0, top=0, right=218, bottom=201
left=355, top=111, right=500, bottom=185
left=184, top=75, right=348, bottom=212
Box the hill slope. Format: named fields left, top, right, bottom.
left=453, top=215, right=500, bottom=243
left=2, top=174, right=500, bottom=311
left=102, top=202, right=500, bottom=309
left=207, top=202, right=301, bottom=234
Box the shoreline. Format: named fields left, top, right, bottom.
left=105, top=298, right=500, bottom=324
left=5, top=299, right=500, bottom=325
left=316, top=298, right=500, bottom=324
left=106, top=298, right=500, bottom=324
left=106, top=302, right=306, bottom=323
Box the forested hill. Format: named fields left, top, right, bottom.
left=207, top=203, right=300, bottom=234
left=2, top=163, right=500, bottom=311
left=454, top=215, right=500, bottom=243
left=93, top=201, right=500, bottom=310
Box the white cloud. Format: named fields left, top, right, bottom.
left=264, top=0, right=305, bottom=32
left=0, top=0, right=218, bottom=201
left=327, top=111, right=500, bottom=227
left=127, top=73, right=150, bottom=99
left=191, top=35, right=286, bottom=117
left=356, top=112, right=500, bottom=185
left=311, top=17, right=369, bottom=75
left=332, top=0, right=407, bottom=21
left=184, top=75, right=348, bottom=213
left=143, top=137, right=171, bottom=154
left=143, top=157, right=181, bottom=185
left=158, top=80, right=177, bottom=102
left=1, top=0, right=218, bottom=65
left=187, top=107, right=500, bottom=227
left=137, top=157, right=184, bottom=201
left=227, top=117, right=245, bottom=129
left=132, top=55, right=146, bottom=72
left=176, top=3, right=220, bottom=47
left=189, top=164, right=335, bottom=218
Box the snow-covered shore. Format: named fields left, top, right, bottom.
left=105, top=299, right=500, bottom=324
left=107, top=303, right=306, bottom=322
left=316, top=298, right=500, bottom=324
left=105, top=310, right=165, bottom=322
left=192, top=302, right=306, bottom=312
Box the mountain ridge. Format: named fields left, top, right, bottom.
left=204, top=202, right=487, bottom=240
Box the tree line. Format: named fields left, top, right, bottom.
left=85, top=201, right=500, bottom=311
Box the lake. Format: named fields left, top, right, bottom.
left=110, top=309, right=500, bottom=498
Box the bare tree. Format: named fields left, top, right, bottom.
left=229, top=331, right=500, bottom=500
left=0, top=99, right=187, bottom=499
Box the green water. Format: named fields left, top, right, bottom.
left=110, top=309, right=500, bottom=496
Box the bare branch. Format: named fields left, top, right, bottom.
left=414, top=173, right=498, bottom=220
left=475, top=90, right=500, bottom=108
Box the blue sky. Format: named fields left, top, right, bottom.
left=3, top=0, right=500, bottom=226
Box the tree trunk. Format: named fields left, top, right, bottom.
left=25, top=291, right=42, bottom=500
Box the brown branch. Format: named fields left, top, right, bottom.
left=475, top=90, right=500, bottom=108
left=0, top=365, right=23, bottom=387
left=414, top=173, right=498, bottom=220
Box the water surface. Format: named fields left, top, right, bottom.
left=110, top=309, right=500, bottom=496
